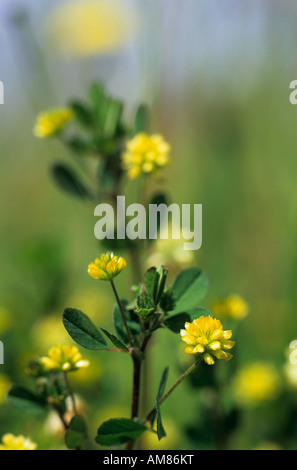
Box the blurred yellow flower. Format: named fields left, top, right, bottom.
left=46, top=0, right=139, bottom=58
left=88, top=252, right=126, bottom=280
left=212, top=295, right=249, bottom=321
left=0, top=434, right=37, bottom=450
left=95, top=405, right=130, bottom=426
left=0, top=375, right=11, bottom=404
left=254, top=442, right=282, bottom=450
left=40, top=344, right=89, bottom=373
left=122, top=133, right=170, bottom=180
left=232, top=362, right=280, bottom=407
left=71, top=358, right=103, bottom=386
left=146, top=221, right=194, bottom=273
left=34, top=108, right=74, bottom=138
left=66, top=289, right=113, bottom=324
left=142, top=418, right=180, bottom=450
left=33, top=314, right=69, bottom=350
left=180, top=316, right=235, bottom=365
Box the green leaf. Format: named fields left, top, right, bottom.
left=155, top=368, right=169, bottom=439
left=113, top=300, right=141, bottom=346
left=66, top=137, right=91, bottom=156
left=149, top=367, right=169, bottom=426
left=164, top=308, right=211, bottom=333
left=159, top=288, right=176, bottom=313
left=70, top=101, right=93, bottom=127
left=164, top=313, right=190, bottom=333
left=134, top=104, right=149, bottom=133
left=8, top=385, right=47, bottom=413
left=134, top=307, right=155, bottom=320
left=100, top=328, right=129, bottom=352
left=65, top=415, right=88, bottom=449
left=144, top=265, right=168, bottom=307
left=51, top=164, right=90, bottom=200
left=170, top=268, right=209, bottom=314
left=155, top=266, right=168, bottom=305
left=156, top=401, right=167, bottom=441
left=63, top=308, right=107, bottom=350
left=96, top=418, right=147, bottom=446
left=186, top=307, right=212, bottom=321
left=144, top=267, right=160, bottom=303
left=103, top=99, right=124, bottom=138
left=157, top=366, right=169, bottom=401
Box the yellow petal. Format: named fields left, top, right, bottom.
left=203, top=353, right=215, bottom=365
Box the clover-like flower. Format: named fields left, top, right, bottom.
left=180, top=316, right=235, bottom=365
left=232, top=362, right=280, bottom=407
left=34, top=107, right=74, bottom=138
left=121, top=133, right=170, bottom=180
left=46, top=0, right=139, bottom=58
left=88, top=252, right=127, bottom=280
left=0, top=434, right=37, bottom=450
left=40, top=344, right=89, bottom=373
left=212, top=294, right=249, bottom=321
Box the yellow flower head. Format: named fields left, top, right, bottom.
left=46, top=0, right=139, bottom=58
left=34, top=107, right=74, bottom=138
left=180, top=316, right=235, bottom=365
left=122, top=133, right=170, bottom=180
left=0, top=434, right=37, bottom=450
left=212, top=295, right=249, bottom=321
left=146, top=221, right=194, bottom=273
left=40, top=344, right=89, bottom=373
left=232, top=362, right=280, bottom=407
left=88, top=252, right=126, bottom=280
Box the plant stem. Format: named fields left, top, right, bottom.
left=145, top=357, right=203, bottom=423
left=110, top=279, right=134, bottom=348
left=64, top=372, right=77, bottom=415
left=131, top=355, right=142, bottom=419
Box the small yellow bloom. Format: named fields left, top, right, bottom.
left=212, top=295, right=249, bottom=321
left=46, top=0, right=139, bottom=58
left=0, top=434, right=37, bottom=450
left=232, top=362, right=280, bottom=407
left=88, top=252, right=126, bottom=281
left=254, top=442, right=282, bottom=450
left=146, top=221, right=194, bottom=273
left=122, top=133, right=170, bottom=180
left=40, top=344, right=89, bottom=373
left=34, top=108, right=74, bottom=138
left=180, top=316, right=235, bottom=365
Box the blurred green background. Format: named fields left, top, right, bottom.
left=1, top=0, right=297, bottom=450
